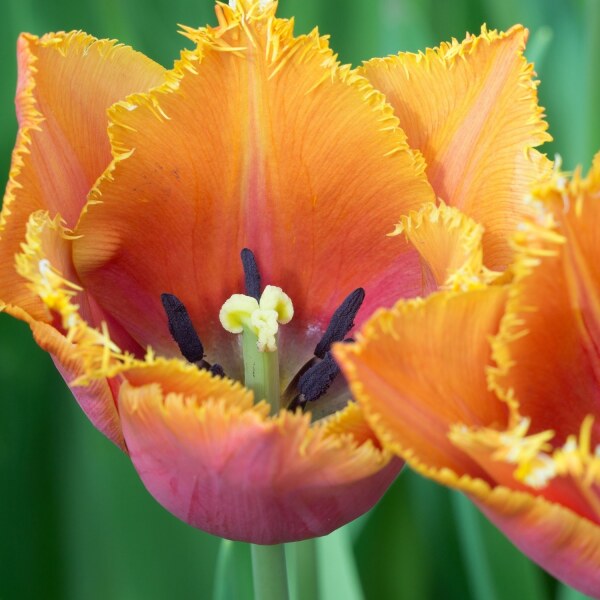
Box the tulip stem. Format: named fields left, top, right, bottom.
left=452, top=492, right=498, bottom=600
left=290, top=539, right=319, bottom=600
left=251, top=544, right=290, bottom=600
left=242, top=328, right=280, bottom=414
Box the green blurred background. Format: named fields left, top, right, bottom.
left=0, top=1, right=597, bottom=598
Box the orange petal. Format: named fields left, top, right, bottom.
left=0, top=31, right=165, bottom=318
left=390, top=201, right=500, bottom=293
left=72, top=2, right=434, bottom=381
left=360, top=26, right=552, bottom=270
left=450, top=417, right=600, bottom=526
left=334, top=287, right=509, bottom=477
left=489, top=161, right=600, bottom=446
left=117, top=359, right=401, bottom=543
left=403, top=460, right=600, bottom=597
left=382, top=443, right=600, bottom=596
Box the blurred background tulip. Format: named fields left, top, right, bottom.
left=1, top=0, right=597, bottom=598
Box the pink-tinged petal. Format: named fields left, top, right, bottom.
left=382, top=451, right=600, bottom=597
left=449, top=419, right=600, bottom=526
left=31, top=317, right=125, bottom=450
left=335, top=287, right=509, bottom=476
left=0, top=31, right=165, bottom=319
left=73, top=3, right=434, bottom=382
left=470, top=485, right=600, bottom=597
left=407, top=465, right=600, bottom=597
left=117, top=360, right=401, bottom=543
left=2, top=300, right=124, bottom=450
left=7, top=210, right=147, bottom=449
left=361, top=26, right=552, bottom=270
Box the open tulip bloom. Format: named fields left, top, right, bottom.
left=336, top=160, right=600, bottom=597
left=5, top=0, right=592, bottom=596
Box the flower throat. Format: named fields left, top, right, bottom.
left=161, top=249, right=363, bottom=417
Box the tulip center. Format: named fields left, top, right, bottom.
left=161, top=248, right=364, bottom=419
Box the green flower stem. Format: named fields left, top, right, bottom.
left=288, top=539, right=319, bottom=600
left=243, top=327, right=289, bottom=599
left=213, top=539, right=234, bottom=600
left=251, top=544, right=290, bottom=600
left=242, top=327, right=280, bottom=414
left=451, top=492, right=497, bottom=600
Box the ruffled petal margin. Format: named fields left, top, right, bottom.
left=489, top=159, right=600, bottom=446
left=336, top=163, right=600, bottom=593
left=360, top=25, right=552, bottom=270
left=118, top=359, right=401, bottom=543
left=5, top=211, right=125, bottom=448
left=335, top=287, right=509, bottom=476
left=472, top=482, right=600, bottom=597
left=0, top=31, right=165, bottom=319
left=424, top=466, right=600, bottom=597
left=390, top=201, right=500, bottom=293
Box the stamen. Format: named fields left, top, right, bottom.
left=210, top=363, right=226, bottom=378
left=241, top=248, right=261, bottom=300
left=162, top=293, right=226, bottom=377
left=161, top=293, right=205, bottom=363
left=314, top=288, right=365, bottom=358
left=298, top=351, right=340, bottom=403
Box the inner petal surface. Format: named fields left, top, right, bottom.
left=73, top=6, right=434, bottom=382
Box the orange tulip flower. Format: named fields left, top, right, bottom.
left=0, top=0, right=548, bottom=543
left=336, top=159, right=600, bottom=595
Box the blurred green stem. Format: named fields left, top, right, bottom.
left=251, top=544, right=290, bottom=600
left=291, top=539, right=318, bottom=600
left=451, top=493, right=497, bottom=600
left=213, top=540, right=234, bottom=600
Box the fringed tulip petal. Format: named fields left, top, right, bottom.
left=9, top=211, right=127, bottom=448
left=335, top=287, right=509, bottom=475
left=0, top=32, right=165, bottom=318
left=415, top=466, right=600, bottom=598
left=449, top=419, right=600, bottom=524
left=390, top=201, right=500, bottom=293
left=361, top=26, right=552, bottom=270
left=471, top=483, right=600, bottom=597
left=117, top=360, right=400, bottom=543
left=2, top=302, right=124, bottom=449
left=339, top=155, right=600, bottom=594
left=32, top=319, right=125, bottom=449
left=339, top=289, right=600, bottom=593
left=72, top=2, right=434, bottom=380
left=489, top=162, right=600, bottom=445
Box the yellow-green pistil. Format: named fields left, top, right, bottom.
left=219, top=285, right=293, bottom=413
